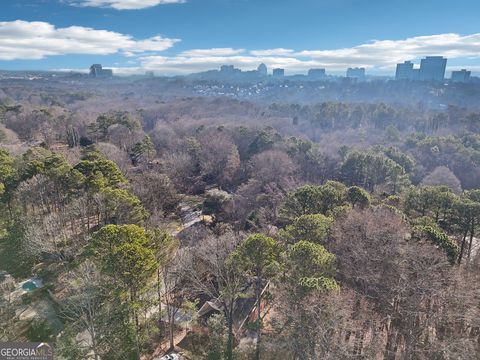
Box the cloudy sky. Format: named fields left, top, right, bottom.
left=1, top=0, right=480, bottom=76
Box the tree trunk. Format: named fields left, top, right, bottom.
left=255, top=277, right=262, bottom=360
left=157, top=268, right=163, bottom=336
left=169, top=313, right=175, bottom=350
left=458, top=229, right=469, bottom=264
left=130, top=289, right=141, bottom=360
left=467, top=218, right=475, bottom=260
left=226, top=303, right=234, bottom=360
left=384, top=328, right=398, bottom=360
left=90, top=327, right=100, bottom=360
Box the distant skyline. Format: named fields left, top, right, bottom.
left=1, top=0, right=480, bottom=76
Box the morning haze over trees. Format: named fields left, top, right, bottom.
left=2, top=2, right=480, bottom=360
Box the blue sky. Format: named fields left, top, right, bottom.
left=1, top=0, right=480, bottom=75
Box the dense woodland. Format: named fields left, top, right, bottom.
left=1, top=79, right=480, bottom=359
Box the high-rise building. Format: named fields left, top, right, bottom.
left=89, top=64, right=113, bottom=77
left=257, top=63, right=268, bottom=76
left=308, top=68, right=326, bottom=79
left=395, top=61, right=414, bottom=80
left=451, top=69, right=471, bottom=83
left=346, top=67, right=365, bottom=78
left=220, top=65, right=235, bottom=73
left=419, top=56, right=447, bottom=81
left=395, top=57, right=448, bottom=82
left=218, top=65, right=241, bottom=78
left=411, top=69, right=420, bottom=81
left=272, top=68, right=285, bottom=77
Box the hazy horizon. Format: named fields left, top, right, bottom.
left=1, top=0, right=480, bottom=76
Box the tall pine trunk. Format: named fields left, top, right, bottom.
left=255, top=276, right=262, bottom=360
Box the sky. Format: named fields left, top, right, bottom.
left=1, top=0, right=480, bottom=76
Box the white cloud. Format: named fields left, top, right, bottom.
left=136, top=33, right=480, bottom=75
left=138, top=54, right=320, bottom=75
left=3, top=24, right=480, bottom=76
left=180, top=48, right=245, bottom=57
left=71, top=0, right=185, bottom=10
left=250, top=48, right=295, bottom=56
left=0, top=20, right=179, bottom=60
left=295, top=33, right=480, bottom=68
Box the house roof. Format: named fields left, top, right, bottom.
left=197, top=300, right=222, bottom=317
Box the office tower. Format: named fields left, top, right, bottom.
left=257, top=63, right=268, bottom=75
left=308, top=68, right=326, bottom=78
left=451, top=69, right=471, bottom=83
left=89, top=64, right=113, bottom=77
left=272, top=68, right=285, bottom=77
left=220, top=65, right=235, bottom=73
left=419, top=56, right=447, bottom=81
left=346, top=67, right=365, bottom=78
left=395, top=61, right=414, bottom=80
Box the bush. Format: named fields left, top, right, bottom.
left=25, top=318, right=54, bottom=342
left=413, top=224, right=459, bottom=263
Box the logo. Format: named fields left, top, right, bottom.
left=0, top=343, right=53, bottom=360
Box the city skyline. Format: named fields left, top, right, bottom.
left=85, top=56, right=474, bottom=82
left=1, top=0, right=480, bottom=75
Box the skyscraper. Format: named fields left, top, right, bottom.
left=451, top=69, right=471, bottom=83
left=308, top=68, right=326, bottom=79
left=346, top=67, right=365, bottom=78
left=419, top=56, right=447, bottom=82
left=257, top=63, right=268, bottom=76
left=220, top=65, right=236, bottom=73
left=272, top=68, right=285, bottom=77
left=89, top=64, right=113, bottom=77
left=395, top=61, right=414, bottom=80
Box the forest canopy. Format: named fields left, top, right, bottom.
left=1, top=79, right=480, bottom=360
